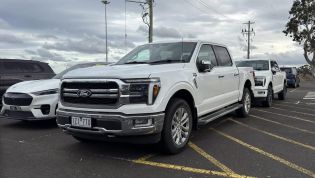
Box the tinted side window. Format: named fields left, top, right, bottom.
left=197, top=45, right=218, bottom=66
left=213, top=46, right=232, bottom=66
left=0, top=62, right=3, bottom=74
left=3, top=62, right=24, bottom=73
left=22, top=63, right=41, bottom=73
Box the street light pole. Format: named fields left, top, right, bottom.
left=101, top=0, right=110, bottom=63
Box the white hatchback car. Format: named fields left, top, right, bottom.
left=1, top=62, right=109, bottom=121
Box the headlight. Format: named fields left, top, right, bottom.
left=121, top=78, right=161, bottom=105
left=32, top=88, right=59, bottom=96
left=254, top=77, right=266, bottom=86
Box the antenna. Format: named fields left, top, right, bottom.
left=124, top=0, right=127, bottom=50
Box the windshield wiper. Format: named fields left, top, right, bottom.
left=124, top=61, right=148, bottom=64
left=149, top=59, right=184, bottom=64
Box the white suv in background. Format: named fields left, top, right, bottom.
left=1, top=62, right=109, bottom=121
left=237, top=59, right=287, bottom=107
left=57, top=41, right=255, bottom=154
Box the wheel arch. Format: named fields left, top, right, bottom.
left=167, top=89, right=198, bottom=130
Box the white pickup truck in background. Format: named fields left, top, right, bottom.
left=56, top=41, right=255, bottom=154
left=237, top=59, right=287, bottom=107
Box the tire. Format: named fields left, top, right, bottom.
left=293, top=81, right=297, bottom=88
left=161, top=98, right=193, bottom=154
left=236, top=88, right=251, bottom=117
left=278, top=83, right=287, bottom=100
left=263, top=85, right=273, bottom=107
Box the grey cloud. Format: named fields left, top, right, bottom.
left=0, top=0, right=305, bottom=67
left=25, top=49, right=37, bottom=55
left=0, top=34, right=24, bottom=44
left=138, top=25, right=182, bottom=38
left=37, top=34, right=58, bottom=40
left=30, top=48, right=68, bottom=62
left=155, top=26, right=182, bottom=38
left=43, top=35, right=136, bottom=54
left=266, top=51, right=307, bottom=66
left=251, top=50, right=307, bottom=66
left=0, top=18, right=10, bottom=28
left=43, top=35, right=106, bottom=54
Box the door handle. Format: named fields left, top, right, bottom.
left=234, top=73, right=239, bottom=77
left=24, top=75, right=32, bottom=78
left=218, top=75, right=225, bottom=78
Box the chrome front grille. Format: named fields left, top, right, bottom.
left=61, top=81, right=119, bottom=106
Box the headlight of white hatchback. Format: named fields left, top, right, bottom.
left=32, top=88, right=59, bottom=96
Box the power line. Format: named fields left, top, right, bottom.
left=196, top=0, right=235, bottom=21
left=182, top=0, right=213, bottom=16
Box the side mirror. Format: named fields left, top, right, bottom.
left=271, top=67, right=277, bottom=75
left=197, top=59, right=213, bottom=72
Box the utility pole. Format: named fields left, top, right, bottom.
left=126, top=0, right=154, bottom=43
left=148, top=0, right=153, bottom=43
left=101, top=0, right=110, bottom=63
left=242, top=21, right=255, bottom=59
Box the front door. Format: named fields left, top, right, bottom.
left=195, top=44, right=223, bottom=116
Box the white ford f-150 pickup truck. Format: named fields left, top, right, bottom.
left=237, top=59, right=287, bottom=107
left=57, top=41, right=255, bottom=153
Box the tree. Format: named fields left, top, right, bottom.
left=283, top=0, right=315, bottom=77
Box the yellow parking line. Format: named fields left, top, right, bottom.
left=271, top=106, right=315, bottom=117
left=210, top=128, right=315, bottom=178
left=136, top=154, right=156, bottom=161
left=133, top=158, right=255, bottom=178
left=229, top=119, right=315, bottom=152
left=254, top=109, right=315, bottom=124
left=251, top=115, right=315, bottom=135
left=188, top=142, right=236, bottom=174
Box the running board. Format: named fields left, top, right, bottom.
left=198, top=103, right=242, bottom=126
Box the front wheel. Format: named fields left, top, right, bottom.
left=161, top=98, right=192, bottom=154
left=278, top=83, right=287, bottom=100
left=263, top=85, right=273, bottom=107
left=236, top=88, right=251, bottom=117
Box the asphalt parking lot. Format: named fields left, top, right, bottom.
left=1, top=81, right=315, bottom=178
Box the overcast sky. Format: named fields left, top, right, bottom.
left=0, top=0, right=307, bottom=73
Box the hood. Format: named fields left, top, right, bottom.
left=7, top=79, right=60, bottom=93
left=63, top=63, right=185, bottom=79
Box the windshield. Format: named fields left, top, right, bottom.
left=53, top=63, right=108, bottom=79
left=281, top=68, right=292, bottom=74
left=237, top=60, right=269, bottom=71
left=116, top=42, right=197, bottom=65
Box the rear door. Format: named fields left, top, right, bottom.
left=213, top=46, right=239, bottom=106
left=270, top=61, right=282, bottom=92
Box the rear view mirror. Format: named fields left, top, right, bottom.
left=271, top=67, right=277, bottom=74
left=197, top=59, right=213, bottom=72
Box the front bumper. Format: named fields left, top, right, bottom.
left=1, top=93, right=58, bottom=120
left=287, top=79, right=296, bottom=85
left=253, top=88, right=268, bottom=98
left=56, top=108, right=165, bottom=139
